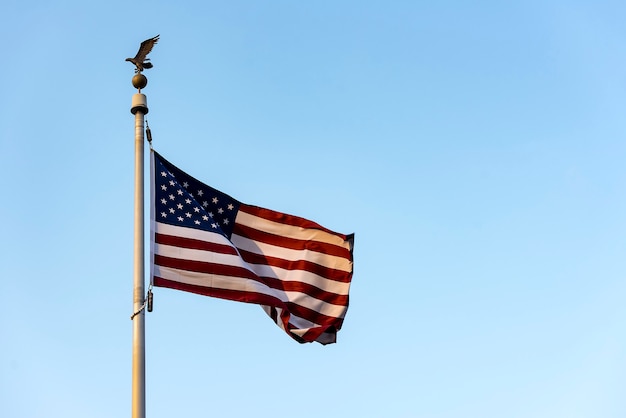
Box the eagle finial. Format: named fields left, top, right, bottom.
left=126, top=35, right=160, bottom=74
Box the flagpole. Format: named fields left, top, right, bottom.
left=130, top=73, right=149, bottom=418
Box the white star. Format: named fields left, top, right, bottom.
left=183, top=181, right=189, bottom=188
left=227, top=203, right=234, bottom=210
left=218, top=208, right=224, bottom=214
left=202, top=201, right=208, bottom=207
left=193, top=207, right=200, bottom=213
left=212, top=197, right=219, bottom=204
left=185, top=198, right=192, bottom=205
left=223, top=218, right=229, bottom=225
left=177, top=189, right=183, bottom=196
left=211, top=223, right=217, bottom=228
left=194, top=220, right=201, bottom=225
left=169, top=194, right=175, bottom=200
left=197, top=190, right=204, bottom=196
left=161, top=185, right=167, bottom=191
left=169, top=180, right=175, bottom=186
left=177, top=203, right=183, bottom=210
left=161, top=212, right=167, bottom=218
left=169, top=208, right=175, bottom=214
left=161, top=171, right=167, bottom=177
left=178, top=216, right=184, bottom=222
left=208, top=212, right=214, bottom=218
left=161, top=198, right=167, bottom=205
left=185, top=212, right=192, bottom=218
left=202, top=215, right=209, bottom=221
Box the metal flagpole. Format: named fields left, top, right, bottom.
left=130, top=73, right=149, bottom=418
left=126, top=35, right=158, bottom=418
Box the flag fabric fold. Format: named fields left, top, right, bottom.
left=150, top=150, right=354, bottom=344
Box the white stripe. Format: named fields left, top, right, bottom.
left=289, top=328, right=310, bottom=337
left=156, top=242, right=350, bottom=295
left=154, top=222, right=350, bottom=295
left=155, top=265, right=273, bottom=296
left=155, top=221, right=352, bottom=273
left=155, top=222, right=235, bottom=247
left=284, top=290, right=347, bottom=318
left=237, top=210, right=350, bottom=249
left=281, top=310, right=320, bottom=329
left=261, top=307, right=337, bottom=343
left=155, top=242, right=252, bottom=273
left=155, top=265, right=348, bottom=318
left=231, top=233, right=352, bottom=272
left=246, top=262, right=351, bottom=295
left=263, top=306, right=335, bottom=343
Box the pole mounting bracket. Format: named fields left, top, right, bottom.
left=130, top=288, right=153, bottom=320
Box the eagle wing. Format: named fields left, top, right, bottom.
left=133, top=35, right=160, bottom=62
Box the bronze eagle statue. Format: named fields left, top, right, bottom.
left=126, top=35, right=159, bottom=73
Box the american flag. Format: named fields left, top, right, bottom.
left=150, top=151, right=354, bottom=344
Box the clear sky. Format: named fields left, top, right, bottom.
left=1, top=1, right=625, bottom=417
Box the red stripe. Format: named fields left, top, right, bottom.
left=155, top=254, right=348, bottom=307
left=155, top=254, right=257, bottom=280
left=240, top=203, right=349, bottom=240
left=155, top=252, right=348, bottom=322
left=255, top=276, right=348, bottom=306
left=239, top=249, right=352, bottom=283
left=233, top=223, right=352, bottom=260
left=274, top=308, right=338, bottom=344
left=153, top=276, right=286, bottom=307
left=154, top=276, right=345, bottom=339
left=282, top=300, right=346, bottom=328
left=155, top=233, right=238, bottom=256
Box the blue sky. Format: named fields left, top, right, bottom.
left=2, top=1, right=625, bottom=417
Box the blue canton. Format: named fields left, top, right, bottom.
left=154, top=152, right=240, bottom=238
